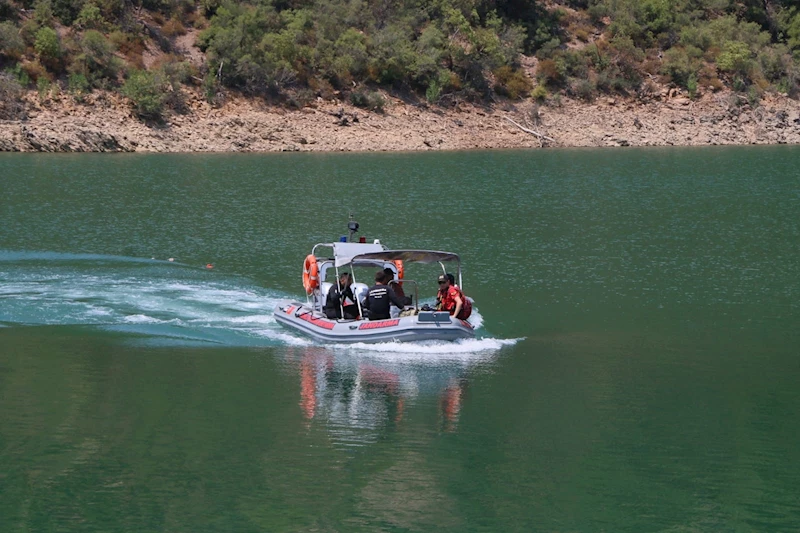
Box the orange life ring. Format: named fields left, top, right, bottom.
left=392, top=259, right=404, bottom=286
left=302, top=254, right=319, bottom=294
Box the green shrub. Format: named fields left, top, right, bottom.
left=34, top=0, right=54, bottom=26
left=82, top=29, right=115, bottom=60
left=494, top=65, right=533, bottom=99
left=109, top=30, right=145, bottom=68
left=535, top=37, right=561, bottom=60
left=600, top=0, right=677, bottom=48
left=531, top=84, right=547, bottom=102
left=717, top=41, right=753, bottom=77
left=687, top=73, right=698, bottom=97
left=410, top=26, right=443, bottom=84
left=587, top=3, right=610, bottom=23
left=369, top=92, right=386, bottom=112
left=584, top=43, right=610, bottom=71
left=19, top=59, right=47, bottom=82
left=8, top=63, right=32, bottom=87
left=747, top=85, right=761, bottom=106
left=37, top=76, right=51, bottom=100
left=349, top=90, right=385, bottom=112
left=423, top=69, right=459, bottom=103
left=202, top=72, right=221, bottom=104
left=201, top=0, right=221, bottom=17
left=0, top=22, right=25, bottom=59
left=68, top=71, right=90, bottom=95
left=74, top=2, right=105, bottom=30
left=588, top=35, right=643, bottom=93
left=562, top=50, right=589, bottom=79
left=640, top=0, right=674, bottom=35
left=573, top=78, right=595, bottom=100
left=122, top=69, right=164, bottom=119
left=0, top=0, right=15, bottom=20
left=156, top=56, right=193, bottom=86
left=425, top=79, right=442, bottom=103
left=785, top=9, right=800, bottom=51
left=20, top=19, right=40, bottom=47
left=366, top=23, right=417, bottom=85
left=774, top=72, right=799, bottom=97
left=329, top=27, right=368, bottom=84
left=349, top=90, right=369, bottom=108
left=706, top=16, right=770, bottom=51
left=51, top=0, right=85, bottom=25
left=757, top=45, right=790, bottom=83
left=34, top=26, right=62, bottom=69
left=537, top=58, right=566, bottom=86
left=661, top=45, right=702, bottom=88
left=162, top=16, right=186, bottom=37
left=70, top=30, right=121, bottom=88
left=505, top=1, right=562, bottom=53
left=678, top=24, right=714, bottom=52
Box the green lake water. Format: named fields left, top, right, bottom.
left=1, top=147, right=799, bottom=531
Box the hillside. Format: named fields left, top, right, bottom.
left=2, top=0, right=800, bottom=151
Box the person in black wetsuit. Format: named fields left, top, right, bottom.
left=324, top=272, right=359, bottom=319
left=362, top=270, right=406, bottom=320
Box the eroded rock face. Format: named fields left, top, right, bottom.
left=75, top=129, right=132, bottom=152
left=0, top=141, right=20, bottom=151
left=21, top=126, right=74, bottom=152
left=17, top=126, right=133, bottom=152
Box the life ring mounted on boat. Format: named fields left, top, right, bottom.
left=392, top=259, right=404, bottom=286
left=302, top=254, right=319, bottom=294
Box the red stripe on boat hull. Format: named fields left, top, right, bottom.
left=297, top=312, right=335, bottom=330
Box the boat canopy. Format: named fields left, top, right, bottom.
left=323, top=243, right=460, bottom=268
left=331, top=242, right=386, bottom=267
left=349, top=249, right=460, bottom=265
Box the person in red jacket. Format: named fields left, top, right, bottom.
left=436, top=273, right=472, bottom=320
left=435, top=274, right=463, bottom=317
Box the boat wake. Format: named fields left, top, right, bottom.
left=0, top=251, right=521, bottom=352
left=330, top=336, right=519, bottom=359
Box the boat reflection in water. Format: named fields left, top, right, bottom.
left=285, top=345, right=498, bottom=443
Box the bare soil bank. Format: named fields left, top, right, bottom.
left=2, top=89, right=800, bottom=153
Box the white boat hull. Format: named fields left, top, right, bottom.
left=274, top=302, right=475, bottom=343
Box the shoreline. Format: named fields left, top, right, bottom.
left=2, top=89, right=800, bottom=153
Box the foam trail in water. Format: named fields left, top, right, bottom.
left=0, top=251, right=514, bottom=349
left=326, top=337, right=522, bottom=365
left=0, top=251, right=296, bottom=345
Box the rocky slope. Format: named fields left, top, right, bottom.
left=1, top=87, right=799, bottom=153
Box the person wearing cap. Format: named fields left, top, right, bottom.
left=436, top=273, right=464, bottom=318
left=362, top=270, right=406, bottom=320
left=324, top=272, right=359, bottom=319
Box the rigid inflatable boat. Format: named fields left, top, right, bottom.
left=274, top=223, right=475, bottom=344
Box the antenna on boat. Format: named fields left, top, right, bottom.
left=347, top=214, right=359, bottom=242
